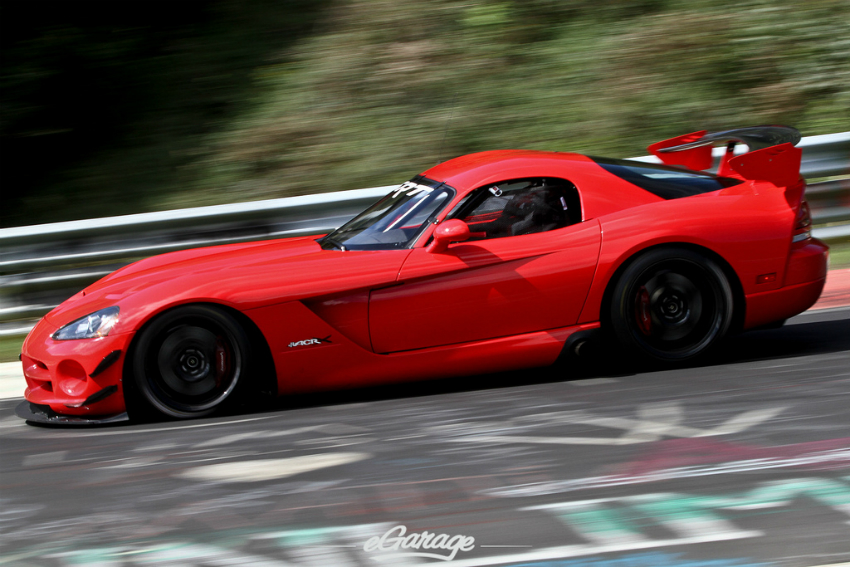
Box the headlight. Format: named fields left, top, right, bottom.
left=52, top=306, right=120, bottom=340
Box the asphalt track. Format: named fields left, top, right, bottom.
left=3, top=275, right=850, bottom=566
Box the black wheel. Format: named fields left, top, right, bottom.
left=129, top=305, right=252, bottom=419
left=609, top=248, right=733, bottom=362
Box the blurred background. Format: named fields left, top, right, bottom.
left=1, top=0, right=849, bottom=361
left=3, top=0, right=849, bottom=228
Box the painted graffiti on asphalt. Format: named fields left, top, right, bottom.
left=525, top=476, right=850, bottom=550
left=502, top=552, right=772, bottom=567
left=6, top=476, right=850, bottom=566
left=436, top=402, right=787, bottom=447
left=483, top=443, right=850, bottom=498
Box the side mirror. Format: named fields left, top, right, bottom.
left=426, top=219, right=471, bottom=254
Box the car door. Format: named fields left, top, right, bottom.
left=369, top=178, right=601, bottom=353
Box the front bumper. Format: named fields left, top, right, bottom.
left=20, top=318, right=134, bottom=419
left=16, top=401, right=129, bottom=425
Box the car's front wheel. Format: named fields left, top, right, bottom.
left=609, top=248, right=733, bottom=363
left=128, top=305, right=251, bottom=419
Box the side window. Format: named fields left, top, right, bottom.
left=450, top=178, right=581, bottom=241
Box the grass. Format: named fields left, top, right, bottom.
left=829, top=240, right=850, bottom=270
left=4, top=0, right=850, bottom=226
left=0, top=336, right=23, bottom=364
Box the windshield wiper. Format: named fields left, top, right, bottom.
left=321, top=236, right=347, bottom=251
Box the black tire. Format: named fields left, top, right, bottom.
left=128, top=305, right=252, bottom=419
left=609, top=248, right=733, bottom=363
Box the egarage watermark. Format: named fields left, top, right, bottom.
left=363, top=524, right=476, bottom=562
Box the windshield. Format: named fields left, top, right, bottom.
left=320, top=176, right=455, bottom=250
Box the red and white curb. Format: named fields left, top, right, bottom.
left=811, top=267, right=850, bottom=311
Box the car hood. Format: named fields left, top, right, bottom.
left=44, top=236, right=411, bottom=331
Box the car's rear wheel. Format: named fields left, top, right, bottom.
left=129, top=305, right=251, bottom=419
left=609, top=248, right=733, bottom=362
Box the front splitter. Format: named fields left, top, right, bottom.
left=16, top=401, right=129, bottom=426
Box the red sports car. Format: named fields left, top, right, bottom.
left=17, top=126, right=828, bottom=424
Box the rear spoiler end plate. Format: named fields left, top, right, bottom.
left=648, top=126, right=803, bottom=186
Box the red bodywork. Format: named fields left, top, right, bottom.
left=20, top=142, right=828, bottom=420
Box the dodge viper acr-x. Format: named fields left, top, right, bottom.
left=16, top=126, right=828, bottom=424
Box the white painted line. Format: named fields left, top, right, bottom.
left=447, top=434, right=642, bottom=446
left=193, top=423, right=370, bottom=448
left=43, top=415, right=282, bottom=437
left=568, top=378, right=619, bottom=386
left=448, top=403, right=786, bottom=447
left=177, top=452, right=370, bottom=483
left=417, top=531, right=762, bottom=567
left=482, top=448, right=850, bottom=498
left=22, top=451, right=68, bottom=467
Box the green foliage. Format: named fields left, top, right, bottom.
left=2, top=0, right=849, bottom=225
left=0, top=335, right=24, bottom=364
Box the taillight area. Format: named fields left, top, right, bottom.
left=792, top=200, right=812, bottom=243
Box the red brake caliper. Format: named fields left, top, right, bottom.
left=635, top=286, right=652, bottom=335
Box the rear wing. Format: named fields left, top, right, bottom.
left=648, top=126, right=802, bottom=187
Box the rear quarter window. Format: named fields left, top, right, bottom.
left=591, top=157, right=742, bottom=200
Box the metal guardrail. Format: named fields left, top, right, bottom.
left=1, top=133, right=848, bottom=336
